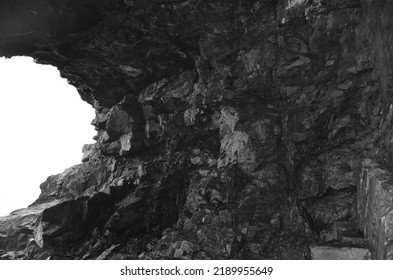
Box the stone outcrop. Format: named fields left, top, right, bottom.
left=1, top=0, right=393, bottom=259
left=358, top=159, right=393, bottom=260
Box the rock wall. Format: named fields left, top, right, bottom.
left=358, top=159, right=393, bottom=260
left=1, top=0, right=393, bottom=259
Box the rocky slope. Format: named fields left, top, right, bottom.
left=1, top=0, right=393, bottom=259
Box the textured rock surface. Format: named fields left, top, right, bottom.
left=358, top=159, right=393, bottom=260
left=310, top=242, right=371, bottom=260
left=1, top=0, right=393, bottom=259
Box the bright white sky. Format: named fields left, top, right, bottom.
left=0, top=56, right=96, bottom=216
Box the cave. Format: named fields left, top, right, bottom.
left=1, top=0, right=393, bottom=260
left=0, top=56, right=95, bottom=217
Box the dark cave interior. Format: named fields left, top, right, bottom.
left=1, top=0, right=393, bottom=260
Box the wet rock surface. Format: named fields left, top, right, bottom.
left=1, top=0, right=393, bottom=259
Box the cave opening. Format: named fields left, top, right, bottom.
left=0, top=56, right=95, bottom=216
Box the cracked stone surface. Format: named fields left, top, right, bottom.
left=1, top=0, right=393, bottom=259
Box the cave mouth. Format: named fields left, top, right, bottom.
left=0, top=56, right=96, bottom=217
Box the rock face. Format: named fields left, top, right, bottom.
left=358, top=160, right=393, bottom=260
left=1, top=0, right=393, bottom=259
left=310, top=243, right=371, bottom=260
